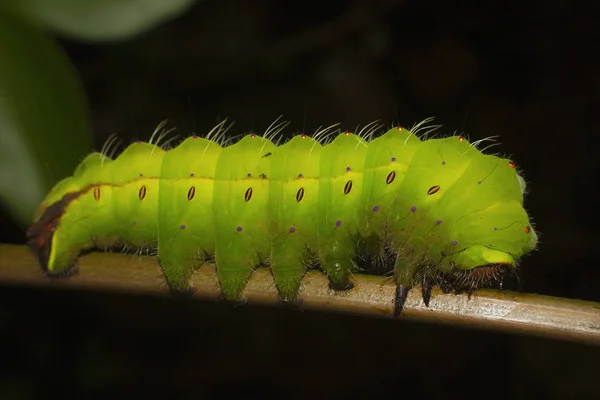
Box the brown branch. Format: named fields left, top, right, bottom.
left=1, top=243, right=598, bottom=345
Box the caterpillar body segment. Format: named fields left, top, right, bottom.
left=316, top=132, right=368, bottom=292
left=213, top=134, right=276, bottom=301
left=157, top=136, right=222, bottom=293
left=268, top=134, right=322, bottom=303
left=27, top=122, right=538, bottom=314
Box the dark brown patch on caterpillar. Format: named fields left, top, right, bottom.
left=26, top=191, right=83, bottom=275
left=386, top=171, right=396, bottom=184
left=139, top=185, right=147, bottom=200
left=244, top=187, right=253, bottom=202
left=296, top=187, right=304, bottom=202
left=187, top=186, right=196, bottom=201
left=427, top=185, right=440, bottom=195
left=344, top=180, right=353, bottom=195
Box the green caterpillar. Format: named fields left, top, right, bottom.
left=26, top=118, right=538, bottom=315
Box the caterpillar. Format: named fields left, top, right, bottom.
left=26, top=118, right=538, bottom=315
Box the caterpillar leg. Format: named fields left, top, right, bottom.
left=270, top=240, right=306, bottom=305
left=320, top=240, right=355, bottom=292
left=157, top=228, right=205, bottom=296
left=157, top=256, right=197, bottom=297
left=392, top=279, right=433, bottom=317
left=215, top=249, right=257, bottom=303
left=393, top=256, right=421, bottom=316
left=421, top=275, right=433, bottom=307
left=394, top=285, right=410, bottom=317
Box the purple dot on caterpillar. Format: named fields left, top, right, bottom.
left=345, top=167, right=351, bottom=172
left=190, top=173, right=195, bottom=177
left=247, top=173, right=252, bottom=178
left=298, top=173, right=303, bottom=179
left=442, top=161, right=446, bottom=165
left=372, top=205, right=380, bottom=212
left=411, top=206, right=417, bottom=212
left=452, top=240, right=458, bottom=246
left=391, top=157, right=396, bottom=162
left=478, top=181, right=482, bottom=185
left=289, top=227, right=296, bottom=233
left=236, top=226, right=243, bottom=232
left=436, top=220, right=442, bottom=225
left=139, top=173, right=143, bottom=177
left=250, top=133, right=256, bottom=138
left=180, top=225, right=186, bottom=230
left=192, top=135, right=198, bottom=139
left=336, top=220, right=342, bottom=227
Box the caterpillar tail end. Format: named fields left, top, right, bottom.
left=26, top=194, right=83, bottom=278
left=26, top=217, right=79, bottom=278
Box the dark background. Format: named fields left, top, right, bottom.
left=1, top=0, right=599, bottom=398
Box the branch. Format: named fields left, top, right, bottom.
left=1, top=244, right=598, bottom=345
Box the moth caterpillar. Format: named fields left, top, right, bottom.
left=27, top=118, right=538, bottom=315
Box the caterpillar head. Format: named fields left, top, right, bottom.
left=432, top=170, right=538, bottom=293
left=390, top=135, right=538, bottom=297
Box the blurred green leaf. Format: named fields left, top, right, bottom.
left=2, top=0, right=198, bottom=42
left=0, top=11, right=92, bottom=227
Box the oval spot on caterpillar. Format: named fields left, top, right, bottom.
left=509, top=161, right=516, bottom=169
left=139, top=185, right=147, bottom=200
left=525, top=226, right=531, bottom=234
left=244, top=187, right=253, bottom=202
left=187, top=186, right=196, bottom=201
left=296, top=187, right=304, bottom=202
left=93, top=187, right=101, bottom=201
left=427, top=185, right=440, bottom=195
left=386, top=171, right=396, bottom=184
left=344, top=180, right=353, bottom=195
